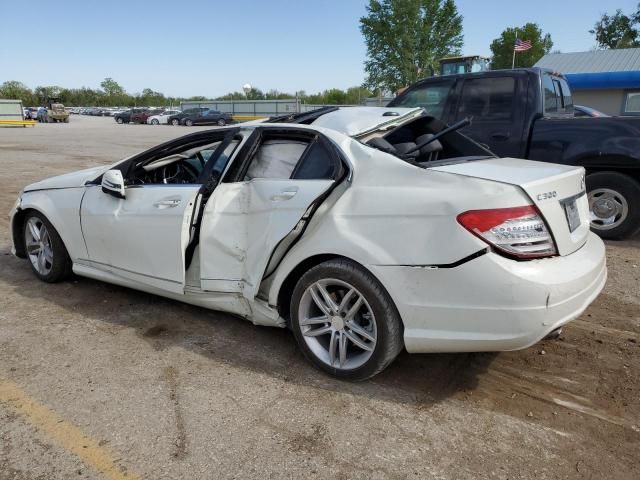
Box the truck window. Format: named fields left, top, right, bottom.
left=543, top=74, right=558, bottom=113
left=457, top=77, right=515, bottom=120
left=391, top=80, right=454, bottom=118
left=555, top=78, right=574, bottom=111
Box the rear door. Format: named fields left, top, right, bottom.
left=198, top=128, right=343, bottom=298
left=452, top=75, right=525, bottom=157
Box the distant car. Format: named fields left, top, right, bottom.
left=147, top=109, right=181, bottom=125
left=131, top=108, right=164, bottom=124
left=114, top=108, right=147, bottom=124
left=168, top=108, right=233, bottom=126
left=574, top=105, right=609, bottom=118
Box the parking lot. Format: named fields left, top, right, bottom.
left=0, top=115, right=639, bottom=479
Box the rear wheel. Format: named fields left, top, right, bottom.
left=23, top=212, right=72, bottom=283
left=171, top=118, right=180, bottom=126
left=217, top=118, right=226, bottom=126
left=151, top=119, right=159, bottom=125
left=184, top=119, right=194, bottom=126
left=587, top=171, right=640, bottom=239
left=116, top=117, right=124, bottom=124
left=290, top=259, right=404, bottom=381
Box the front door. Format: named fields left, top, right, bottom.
left=80, top=131, right=234, bottom=293
left=80, top=184, right=199, bottom=293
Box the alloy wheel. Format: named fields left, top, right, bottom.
left=588, top=188, right=629, bottom=230
left=298, top=278, right=377, bottom=369
left=25, top=217, right=54, bottom=276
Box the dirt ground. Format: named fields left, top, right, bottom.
left=0, top=116, right=638, bottom=480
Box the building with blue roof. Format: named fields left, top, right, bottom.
left=535, top=48, right=640, bottom=116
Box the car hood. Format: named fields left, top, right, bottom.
left=23, top=165, right=111, bottom=192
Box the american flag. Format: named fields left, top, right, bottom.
left=514, top=38, right=532, bottom=52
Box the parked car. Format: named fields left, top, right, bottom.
left=147, top=109, right=182, bottom=125
left=10, top=107, right=606, bottom=380
left=131, top=108, right=164, bottom=124
left=168, top=107, right=233, bottom=126
left=114, top=108, right=147, bottom=124
left=388, top=67, right=640, bottom=238
left=574, top=105, right=609, bottom=118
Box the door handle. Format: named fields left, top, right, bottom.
left=154, top=199, right=181, bottom=208
left=270, top=187, right=298, bottom=202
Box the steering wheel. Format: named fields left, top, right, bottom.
left=161, top=161, right=200, bottom=184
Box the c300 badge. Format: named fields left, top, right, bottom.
left=537, top=191, right=557, bottom=201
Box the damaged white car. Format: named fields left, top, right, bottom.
left=10, top=107, right=607, bottom=380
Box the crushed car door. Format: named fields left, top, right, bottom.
left=198, top=129, right=343, bottom=299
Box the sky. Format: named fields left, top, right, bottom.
left=1, top=0, right=638, bottom=97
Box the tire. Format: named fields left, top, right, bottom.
left=587, top=171, right=640, bottom=239
left=171, top=119, right=180, bottom=126
left=64, top=117, right=69, bottom=123
left=217, top=118, right=226, bottom=126
left=184, top=119, right=194, bottom=127
left=151, top=119, right=159, bottom=125
left=116, top=117, right=124, bottom=124
left=290, top=259, right=404, bottom=381
left=23, top=211, right=72, bottom=283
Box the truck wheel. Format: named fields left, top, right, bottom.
left=290, top=259, right=404, bottom=380
left=587, top=171, right=640, bottom=239
left=217, top=118, right=226, bottom=126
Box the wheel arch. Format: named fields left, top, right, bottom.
left=273, top=253, right=382, bottom=322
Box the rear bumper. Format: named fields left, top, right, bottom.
left=369, top=233, right=607, bottom=353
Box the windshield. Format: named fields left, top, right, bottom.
left=389, top=80, right=454, bottom=119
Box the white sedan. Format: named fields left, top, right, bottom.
left=147, top=109, right=182, bottom=125
left=10, top=107, right=606, bottom=380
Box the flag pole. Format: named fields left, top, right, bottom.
left=512, top=28, right=518, bottom=69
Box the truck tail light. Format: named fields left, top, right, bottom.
left=457, top=205, right=557, bottom=259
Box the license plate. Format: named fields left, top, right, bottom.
left=562, top=198, right=581, bottom=233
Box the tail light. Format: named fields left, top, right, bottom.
left=457, top=205, right=557, bottom=259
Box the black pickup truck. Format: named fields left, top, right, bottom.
left=388, top=67, right=640, bottom=239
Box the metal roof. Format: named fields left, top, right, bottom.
left=534, top=48, right=640, bottom=74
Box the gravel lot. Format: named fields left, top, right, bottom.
left=1, top=115, right=639, bottom=479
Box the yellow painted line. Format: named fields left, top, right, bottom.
left=0, top=120, right=36, bottom=126
left=0, top=379, right=140, bottom=480
left=231, top=115, right=266, bottom=121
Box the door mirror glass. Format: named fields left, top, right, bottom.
left=101, top=169, right=126, bottom=199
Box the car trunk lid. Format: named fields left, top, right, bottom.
left=432, top=158, right=589, bottom=256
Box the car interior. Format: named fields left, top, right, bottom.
left=127, top=138, right=240, bottom=186
left=363, top=115, right=495, bottom=166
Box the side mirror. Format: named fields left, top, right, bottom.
left=101, top=169, right=126, bottom=199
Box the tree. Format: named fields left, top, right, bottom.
left=360, top=0, right=463, bottom=93
left=100, top=77, right=125, bottom=97
left=0, top=81, right=36, bottom=105
left=590, top=5, right=640, bottom=49
left=489, top=23, right=553, bottom=69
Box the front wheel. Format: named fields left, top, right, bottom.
left=217, top=118, right=226, bottom=126
left=290, top=259, right=404, bottom=381
left=23, top=212, right=72, bottom=283
left=116, top=117, right=124, bottom=124
left=184, top=119, right=194, bottom=126
left=587, top=171, right=640, bottom=239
